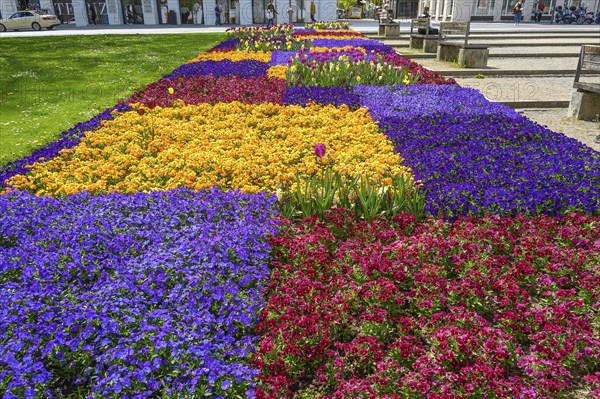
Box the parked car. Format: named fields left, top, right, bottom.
left=0, top=10, right=61, bottom=32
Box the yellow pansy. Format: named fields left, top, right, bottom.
left=267, top=65, right=288, bottom=80
left=187, top=50, right=272, bottom=63
left=6, top=103, right=414, bottom=196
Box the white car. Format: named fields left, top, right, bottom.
left=0, top=10, right=61, bottom=32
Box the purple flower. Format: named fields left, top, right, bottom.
left=167, top=60, right=269, bottom=79
left=0, top=188, right=277, bottom=397
left=221, top=379, right=231, bottom=390
left=314, top=143, right=326, bottom=158
left=354, top=84, right=600, bottom=218
left=283, top=86, right=361, bottom=109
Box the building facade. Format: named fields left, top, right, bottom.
left=0, top=0, right=337, bottom=26
left=414, top=0, right=600, bottom=21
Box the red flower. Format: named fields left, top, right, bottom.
left=137, top=108, right=145, bottom=116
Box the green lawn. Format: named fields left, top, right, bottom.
left=0, top=33, right=224, bottom=167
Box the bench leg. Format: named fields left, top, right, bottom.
left=422, top=39, right=439, bottom=53
left=457, top=48, right=489, bottom=68
left=437, top=45, right=459, bottom=62
left=568, top=90, right=600, bottom=121
left=410, top=36, right=424, bottom=50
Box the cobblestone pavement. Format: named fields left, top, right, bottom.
left=415, top=56, right=581, bottom=72
left=519, top=109, right=600, bottom=152
left=455, top=76, right=574, bottom=102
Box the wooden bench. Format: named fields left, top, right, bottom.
left=436, top=21, right=489, bottom=68
left=409, top=18, right=440, bottom=53
left=568, top=45, right=600, bottom=120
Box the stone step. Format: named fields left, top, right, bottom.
left=420, top=68, right=599, bottom=77
left=452, top=76, right=576, bottom=105
left=367, top=32, right=600, bottom=39
left=404, top=52, right=580, bottom=59
left=385, top=40, right=599, bottom=47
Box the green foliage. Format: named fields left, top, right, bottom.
left=286, top=51, right=417, bottom=87
left=337, top=0, right=357, bottom=11
left=279, top=162, right=426, bottom=222
left=0, top=33, right=224, bottom=167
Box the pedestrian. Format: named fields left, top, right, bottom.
left=535, top=1, right=544, bottom=22
left=215, top=3, right=222, bottom=25
left=417, top=6, right=438, bottom=34
left=89, top=4, right=97, bottom=25
left=310, top=0, right=316, bottom=22
left=181, top=5, right=189, bottom=24
left=512, top=0, right=524, bottom=25
left=266, top=0, right=277, bottom=27
left=127, top=6, right=134, bottom=24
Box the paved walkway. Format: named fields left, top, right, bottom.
left=2, top=18, right=600, bottom=37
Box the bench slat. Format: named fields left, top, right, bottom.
left=574, top=81, right=600, bottom=94
left=582, top=53, right=600, bottom=71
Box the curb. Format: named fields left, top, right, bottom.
left=501, top=100, right=571, bottom=108
left=404, top=53, right=580, bottom=59
left=432, top=69, right=600, bottom=77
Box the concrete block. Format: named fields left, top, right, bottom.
left=423, top=38, right=439, bottom=53
left=458, top=48, right=489, bottom=68
left=410, top=36, right=424, bottom=50
left=568, top=90, right=600, bottom=121
left=437, top=44, right=460, bottom=62
left=379, top=23, right=400, bottom=38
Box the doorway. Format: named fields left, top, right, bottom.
left=122, top=0, right=144, bottom=24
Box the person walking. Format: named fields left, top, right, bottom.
left=512, top=0, right=524, bottom=25
left=266, top=0, right=277, bottom=27
left=215, top=3, right=222, bottom=25
left=310, top=0, right=316, bottom=22
left=89, top=4, right=97, bottom=25
left=126, top=6, right=134, bottom=24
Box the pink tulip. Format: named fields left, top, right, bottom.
left=314, top=143, right=326, bottom=158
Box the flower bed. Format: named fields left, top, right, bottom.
left=286, top=48, right=415, bottom=87
left=253, top=210, right=600, bottom=398
left=355, top=84, right=600, bottom=217
left=0, top=104, right=129, bottom=190
left=167, top=60, right=270, bottom=79
left=2, top=25, right=599, bottom=399
left=0, top=188, right=277, bottom=398
left=127, top=76, right=286, bottom=108
left=4, top=103, right=412, bottom=196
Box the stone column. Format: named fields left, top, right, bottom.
left=443, top=0, right=450, bottom=19
left=106, top=0, right=123, bottom=24
left=0, top=0, right=18, bottom=20
left=276, top=0, right=287, bottom=24
left=434, top=0, right=442, bottom=19
left=492, top=0, right=503, bottom=21
left=141, top=0, right=159, bottom=24
left=38, top=0, right=53, bottom=13
left=72, top=0, right=89, bottom=26
left=522, top=0, right=534, bottom=21
left=452, top=0, right=476, bottom=20
left=238, top=0, right=252, bottom=25
left=167, top=0, right=181, bottom=23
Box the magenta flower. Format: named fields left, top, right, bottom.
left=314, top=143, right=326, bottom=158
